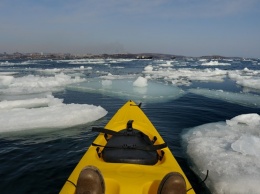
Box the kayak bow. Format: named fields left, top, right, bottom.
left=60, top=100, right=195, bottom=194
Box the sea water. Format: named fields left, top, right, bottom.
left=0, top=58, right=260, bottom=194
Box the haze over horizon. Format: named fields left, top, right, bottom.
left=1, top=0, right=260, bottom=58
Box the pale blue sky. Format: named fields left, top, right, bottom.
left=1, top=0, right=260, bottom=58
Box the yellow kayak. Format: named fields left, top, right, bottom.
left=60, top=100, right=195, bottom=194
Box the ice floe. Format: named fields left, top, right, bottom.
left=188, top=88, right=260, bottom=108
left=59, top=59, right=107, bottom=65
left=67, top=77, right=185, bottom=103
left=56, top=58, right=135, bottom=65
left=0, top=101, right=107, bottom=133
left=201, top=60, right=231, bottom=66
left=0, top=71, right=107, bottom=134
left=133, top=76, right=148, bottom=87
left=228, top=69, right=260, bottom=90
left=182, top=113, right=260, bottom=194
left=0, top=60, right=36, bottom=66
left=143, top=64, right=260, bottom=93
left=0, top=73, right=85, bottom=98
left=158, top=61, right=173, bottom=67
left=99, top=73, right=136, bottom=80
left=0, top=95, right=63, bottom=109
left=143, top=65, right=227, bottom=86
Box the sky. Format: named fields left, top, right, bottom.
left=0, top=0, right=260, bottom=58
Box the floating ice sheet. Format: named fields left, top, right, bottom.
left=133, top=76, right=148, bottom=87
left=0, top=95, right=63, bottom=109
left=182, top=113, right=260, bottom=194
left=158, top=61, right=174, bottom=67
left=201, top=60, right=231, bottom=66
left=0, top=73, right=85, bottom=99
left=0, top=72, right=107, bottom=133
left=99, top=73, right=136, bottom=80
left=60, top=59, right=107, bottom=64
left=67, top=77, right=185, bottom=103
left=0, top=101, right=107, bottom=133
left=189, top=88, right=260, bottom=108
left=228, top=69, right=260, bottom=90
left=143, top=65, right=227, bottom=86
left=57, top=58, right=135, bottom=65
left=231, top=135, right=260, bottom=158
left=0, top=72, right=18, bottom=76
left=144, top=64, right=260, bottom=91
left=0, top=61, right=35, bottom=66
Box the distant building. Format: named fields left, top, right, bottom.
left=136, top=55, right=153, bottom=59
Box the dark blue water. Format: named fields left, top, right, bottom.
left=0, top=58, right=260, bottom=194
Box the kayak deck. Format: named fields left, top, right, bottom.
left=60, top=100, right=195, bottom=194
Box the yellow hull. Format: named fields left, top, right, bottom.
left=60, top=100, right=195, bottom=194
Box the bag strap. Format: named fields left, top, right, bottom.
left=92, top=127, right=146, bottom=137
left=92, top=127, right=119, bottom=135
left=91, top=142, right=167, bottom=151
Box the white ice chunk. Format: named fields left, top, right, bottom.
left=231, top=135, right=260, bottom=157
left=100, top=73, right=136, bottom=80
left=0, top=72, right=18, bottom=76
left=182, top=113, right=260, bottom=194
left=226, top=113, right=260, bottom=128
left=0, top=95, right=63, bottom=109
left=112, top=66, right=124, bottom=69
left=133, top=76, right=148, bottom=87
left=228, top=69, right=260, bottom=90
left=37, top=68, right=64, bottom=74
left=144, top=65, right=153, bottom=71
left=0, top=103, right=107, bottom=133
left=189, top=88, right=260, bottom=108
left=236, top=77, right=260, bottom=90
left=0, top=60, right=35, bottom=66
left=67, top=78, right=184, bottom=103
left=159, top=61, right=173, bottom=67
left=0, top=61, right=15, bottom=66
left=143, top=66, right=227, bottom=85
left=201, top=60, right=231, bottom=66
left=0, top=73, right=85, bottom=97
left=61, top=59, right=107, bottom=64
left=0, top=75, right=14, bottom=86
left=101, top=80, right=112, bottom=87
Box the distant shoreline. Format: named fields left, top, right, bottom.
left=0, top=52, right=251, bottom=60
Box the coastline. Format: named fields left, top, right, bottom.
left=0, top=52, right=246, bottom=61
